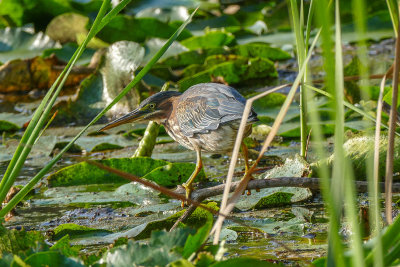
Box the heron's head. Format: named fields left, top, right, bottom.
left=99, top=91, right=181, bottom=131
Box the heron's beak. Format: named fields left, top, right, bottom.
left=98, top=109, right=148, bottom=132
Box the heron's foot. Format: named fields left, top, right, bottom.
left=181, top=182, right=194, bottom=207
left=241, top=171, right=260, bottom=196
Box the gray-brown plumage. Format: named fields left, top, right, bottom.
left=100, top=83, right=258, bottom=202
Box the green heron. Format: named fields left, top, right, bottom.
left=99, top=83, right=258, bottom=201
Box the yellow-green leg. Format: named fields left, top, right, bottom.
left=182, top=149, right=203, bottom=206
left=241, top=142, right=259, bottom=194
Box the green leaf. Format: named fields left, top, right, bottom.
left=181, top=30, right=236, bottom=50
left=178, top=55, right=276, bottom=91
left=97, top=16, right=192, bottom=44
left=182, top=213, right=213, bottom=258
left=233, top=43, right=291, bottom=61
left=104, top=228, right=193, bottom=267
left=50, top=235, right=80, bottom=258
left=143, top=162, right=206, bottom=187
left=52, top=223, right=112, bottom=241
left=47, top=157, right=169, bottom=187
left=24, top=251, right=85, bottom=267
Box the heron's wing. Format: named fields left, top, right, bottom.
left=176, top=84, right=257, bottom=137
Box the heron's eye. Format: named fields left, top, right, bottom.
left=149, top=103, right=156, bottom=109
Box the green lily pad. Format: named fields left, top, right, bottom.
left=253, top=192, right=294, bottom=209
left=53, top=142, right=83, bottom=153
left=180, top=30, right=236, bottom=50
left=47, top=157, right=169, bottom=187
left=0, top=227, right=45, bottom=254
left=143, top=162, right=206, bottom=187
left=134, top=202, right=217, bottom=240
left=160, top=47, right=229, bottom=68
left=0, top=113, right=32, bottom=132
left=52, top=223, right=112, bottom=240
left=97, top=16, right=192, bottom=44
left=91, top=143, right=124, bottom=152
left=0, top=120, right=19, bottom=132
left=233, top=43, right=291, bottom=61
left=178, top=55, right=277, bottom=91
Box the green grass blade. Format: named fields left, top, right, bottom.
left=387, top=0, right=399, bottom=36
left=305, top=85, right=399, bottom=136
left=0, top=0, right=112, bottom=204
left=289, top=0, right=308, bottom=158
left=334, top=2, right=364, bottom=266
left=0, top=8, right=197, bottom=218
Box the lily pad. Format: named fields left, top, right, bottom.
left=233, top=43, right=291, bottom=61
left=159, top=47, right=229, bottom=68
left=0, top=27, right=59, bottom=63
left=143, top=162, right=206, bottom=187
left=52, top=223, right=112, bottom=240
left=45, top=13, right=88, bottom=44
left=178, top=55, right=277, bottom=91
left=1, top=136, right=57, bottom=163
left=181, top=30, right=236, bottom=50
left=135, top=6, right=190, bottom=23
left=53, top=142, right=83, bottom=153
left=42, top=42, right=96, bottom=66
left=97, top=16, right=192, bottom=44
left=142, top=38, right=188, bottom=65
left=253, top=192, right=294, bottom=209
left=128, top=202, right=217, bottom=240
left=47, top=157, right=169, bottom=187
left=91, top=143, right=124, bottom=152
left=0, top=113, right=32, bottom=131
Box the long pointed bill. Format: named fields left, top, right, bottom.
left=98, top=109, right=147, bottom=132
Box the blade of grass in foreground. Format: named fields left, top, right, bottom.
left=314, top=0, right=346, bottom=266
left=0, top=8, right=197, bottom=218
left=334, top=1, right=364, bottom=266
left=289, top=0, right=307, bottom=158
left=0, top=0, right=112, bottom=204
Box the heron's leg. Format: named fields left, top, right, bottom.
left=182, top=149, right=203, bottom=204
left=241, top=142, right=259, bottom=194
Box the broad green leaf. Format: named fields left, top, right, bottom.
left=52, top=223, right=112, bottom=240
left=23, top=251, right=85, bottom=267
left=178, top=56, right=276, bottom=91
left=97, top=16, right=192, bottom=44
left=0, top=113, right=32, bottom=132
left=47, top=157, right=169, bottom=187
left=143, top=162, right=206, bottom=187
left=181, top=30, right=235, bottom=50
left=182, top=213, right=213, bottom=258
